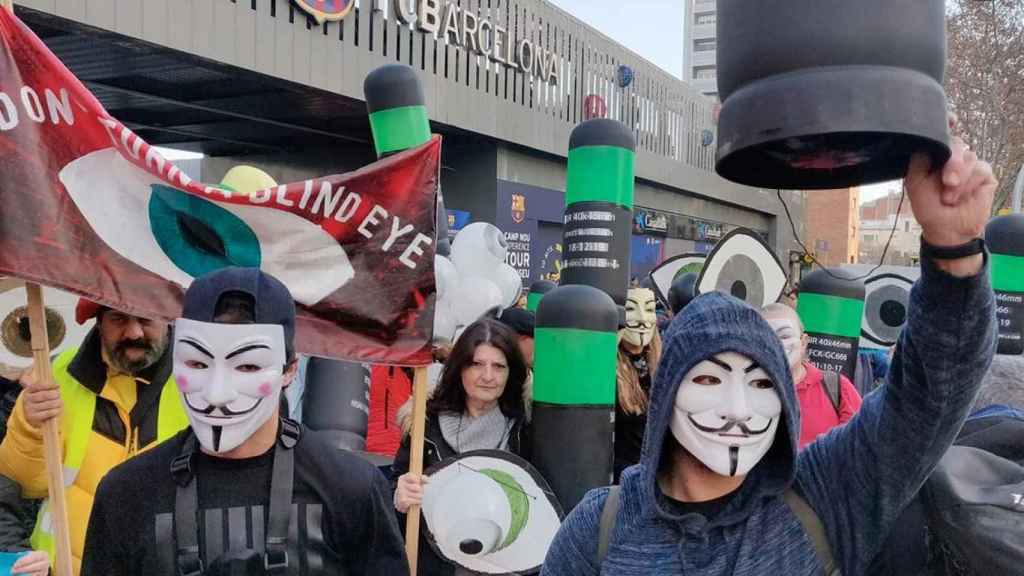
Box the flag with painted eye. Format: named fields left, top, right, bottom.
left=0, top=8, right=438, bottom=365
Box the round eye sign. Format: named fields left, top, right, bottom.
left=862, top=273, right=914, bottom=348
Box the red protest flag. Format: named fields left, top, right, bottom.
left=0, top=8, right=438, bottom=366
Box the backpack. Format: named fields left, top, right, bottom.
left=596, top=485, right=840, bottom=575
left=924, top=445, right=1024, bottom=575
left=870, top=409, right=1024, bottom=576
left=823, top=371, right=842, bottom=417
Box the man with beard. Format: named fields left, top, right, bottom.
left=0, top=300, right=188, bottom=575
left=81, top=267, right=408, bottom=575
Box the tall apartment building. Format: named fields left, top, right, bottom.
left=683, top=0, right=719, bottom=97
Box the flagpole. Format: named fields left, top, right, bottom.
left=3, top=1, right=71, bottom=572
left=25, top=284, right=74, bottom=576
left=3, top=4, right=72, bottom=573
left=404, top=366, right=429, bottom=575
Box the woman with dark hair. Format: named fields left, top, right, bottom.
left=391, top=318, right=532, bottom=575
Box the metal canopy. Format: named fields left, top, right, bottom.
left=18, top=6, right=372, bottom=156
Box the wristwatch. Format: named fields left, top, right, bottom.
left=920, top=237, right=986, bottom=260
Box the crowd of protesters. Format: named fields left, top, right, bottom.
left=0, top=134, right=1016, bottom=576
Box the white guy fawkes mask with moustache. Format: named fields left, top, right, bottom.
left=763, top=309, right=806, bottom=372
left=620, top=288, right=657, bottom=349
left=669, top=351, right=782, bottom=477
left=173, top=318, right=287, bottom=454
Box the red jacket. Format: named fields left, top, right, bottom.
left=797, top=362, right=863, bottom=449
left=366, top=365, right=412, bottom=456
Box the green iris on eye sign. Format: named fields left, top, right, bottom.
left=148, top=184, right=262, bottom=277
left=479, top=469, right=529, bottom=549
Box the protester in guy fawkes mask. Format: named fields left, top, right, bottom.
left=81, top=267, right=408, bottom=576
left=762, top=303, right=863, bottom=449
left=614, top=287, right=662, bottom=481
left=543, top=137, right=999, bottom=576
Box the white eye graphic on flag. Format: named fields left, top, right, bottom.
left=58, top=148, right=354, bottom=305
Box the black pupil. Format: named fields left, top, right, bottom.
left=177, top=213, right=227, bottom=257
left=17, top=317, right=31, bottom=341
left=730, top=281, right=747, bottom=300
left=880, top=300, right=906, bottom=328
left=459, top=539, right=484, bottom=555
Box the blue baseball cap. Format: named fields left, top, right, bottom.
left=181, top=267, right=296, bottom=360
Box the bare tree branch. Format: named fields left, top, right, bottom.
left=945, top=0, right=1024, bottom=213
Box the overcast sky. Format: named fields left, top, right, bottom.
left=546, top=0, right=684, bottom=79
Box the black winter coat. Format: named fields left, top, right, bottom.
left=0, top=376, right=38, bottom=552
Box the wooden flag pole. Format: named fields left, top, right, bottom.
left=404, top=366, right=429, bottom=575
left=25, top=284, right=74, bottom=576
left=4, top=6, right=72, bottom=575
left=4, top=4, right=71, bottom=573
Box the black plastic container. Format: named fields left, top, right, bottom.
left=716, top=0, right=950, bottom=189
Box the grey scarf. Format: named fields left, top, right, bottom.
left=438, top=406, right=512, bottom=453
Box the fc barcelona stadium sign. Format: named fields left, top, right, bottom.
left=292, top=0, right=356, bottom=24
left=393, top=0, right=561, bottom=86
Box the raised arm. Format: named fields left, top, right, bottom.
left=795, top=138, right=998, bottom=576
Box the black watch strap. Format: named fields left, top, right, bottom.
left=920, top=237, right=986, bottom=260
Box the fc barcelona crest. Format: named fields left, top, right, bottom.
left=292, top=0, right=355, bottom=24
left=511, top=193, right=526, bottom=224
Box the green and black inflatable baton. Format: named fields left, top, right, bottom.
left=531, top=119, right=634, bottom=510
left=364, top=64, right=449, bottom=258
left=364, top=63, right=434, bottom=575
left=364, top=64, right=431, bottom=158
left=797, top=268, right=866, bottom=381
left=559, top=119, right=635, bottom=305
left=986, top=214, right=1024, bottom=355
left=526, top=279, right=556, bottom=312
left=532, top=285, right=619, bottom=510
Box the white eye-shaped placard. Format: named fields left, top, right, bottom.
left=0, top=280, right=93, bottom=378
left=649, top=253, right=705, bottom=308
left=697, top=228, right=788, bottom=309
left=862, top=271, right=916, bottom=348
left=422, top=450, right=563, bottom=575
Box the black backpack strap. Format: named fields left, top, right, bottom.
left=784, top=489, right=841, bottom=576
left=265, top=418, right=300, bottom=575
left=596, top=485, right=621, bottom=567
left=823, top=371, right=842, bottom=417
left=172, top=420, right=301, bottom=576
left=172, top=433, right=204, bottom=576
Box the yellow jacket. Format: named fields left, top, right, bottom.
left=0, top=328, right=188, bottom=575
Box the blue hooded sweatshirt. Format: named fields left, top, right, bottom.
left=541, top=255, right=996, bottom=576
